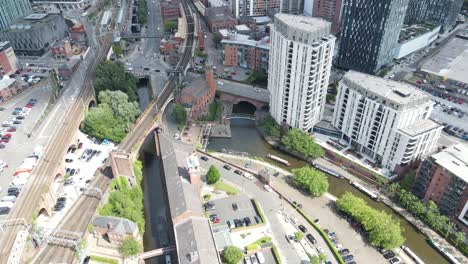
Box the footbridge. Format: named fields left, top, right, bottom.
left=140, top=245, right=176, bottom=260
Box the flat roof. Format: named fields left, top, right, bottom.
left=0, top=76, right=16, bottom=91
left=343, top=71, right=431, bottom=110
left=275, top=13, right=330, bottom=34
left=431, top=143, right=468, bottom=183
left=421, top=37, right=468, bottom=84
left=221, top=34, right=269, bottom=50
left=399, top=119, right=442, bottom=136
left=252, top=16, right=271, bottom=24
left=235, top=24, right=251, bottom=31
left=216, top=79, right=270, bottom=102
left=24, top=13, right=48, bottom=20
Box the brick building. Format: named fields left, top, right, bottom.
left=177, top=65, right=216, bottom=120
left=312, top=0, right=343, bottom=33
left=91, top=216, right=140, bottom=245
left=51, top=39, right=73, bottom=59
left=70, top=24, right=87, bottom=44
left=412, top=144, right=468, bottom=229
left=0, top=41, right=18, bottom=76
left=160, top=37, right=181, bottom=55
left=205, top=6, right=237, bottom=32
left=0, top=76, right=24, bottom=103
left=221, top=33, right=269, bottom=71
left=161, top=0, right=180, bottom=21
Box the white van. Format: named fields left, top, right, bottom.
left=256, top=251, right=265, bottom=264
left=1, top=196, right=17, bottom=203
left=0, top=201, right=14, bottom=209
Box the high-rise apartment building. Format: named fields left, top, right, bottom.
left=232, top=0, right=281, bottom=18
left=404, top=0, right=463, bottom=33
left=280, top=0, right=305, bottom=15
left=312, top=0, right=343, bottom=33
left=332, top=71, right=442, bottom=173
left=412, top=144, right=468, bottom=227
left=336, top=0, right=409, bottom=74
left=268, top=14, right=335, bottom=132
left=0, top=0, right=32, bottom=30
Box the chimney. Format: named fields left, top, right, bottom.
left=205, top=64, right=216, bottom=92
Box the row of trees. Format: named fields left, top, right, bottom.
left=336, top=192, right=405, bottom=250
left=137, top=0, right=148, bottom=24
left=82, top=90, right=140, bottom=143
left=292, top=166, right=329, bottom=197
left=282, top=128, right=325, bottom=159
left=388, top=185, right=465, bottom=247
left=95, top=61, right=138, bottom=102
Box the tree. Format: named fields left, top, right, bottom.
left=95, top=61, right=138, bottom=102
left=164, top=21, right=177, bottom=32
left=387, top=183, right=400, bottom=197
left=294, top=231, right=303, bottom=241
left=172, top=104, right=187, bottom=125
left=213, top=33, right=222, bottom=48
left=137, top=0, right=148, bottom=24
left=454, top=231, right=465, bottom=246
left=292, top=166, right=329, bottom=197
left=245, top=70, right=268, bottom=86
left=206, top=165, right=221, bottom=184
left=119, top=237, right=142, bottom=257
left=98, top=90, right=140, bottom=124
left=81, top=106, right=127, bottom=143
left=400, top=170, right=416, bottom=191
left=222, top=246, right=243, bottom=264
left=259, top=115, right=280, bottom=138
left=309, top=255, right=320, bottom=264
left=113, top=43, right=123, bottom=58
left=444, top=221, right=455, bottom=239
left=318, top=253, right=327, bottom=262
left=282, top=128, right=324, bottom=159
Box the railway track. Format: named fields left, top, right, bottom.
left=32, top=0, right=195, bottom=262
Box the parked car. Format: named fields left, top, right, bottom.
left=263, top=185, right=273, bottom=192
left=339, top=249, right=350, bottom=255
left=298, top=225, right=307, bottom=233
left=223, top=165, right=232, bottom=170
left=383, top=252, right=396, bottom=259
left=343, top=255, right=354, bottom=262
left=286, top=234, right=294, bottom=243
left=389, top=257, right=401, bottom=264
left=244, top=256, right=252, bottom=264
left=200, top=156, right=209, bottom=161
left=234, top=169, right=242, bottom=175
left=244, top=217, right=252, bottom=226
left=306, top=234, right=316, bottom=244
left=250, top=255, right=258, bottom=264
left=232, top=203, right=238, bottom=211
left=255, top=251, right=265, bottom=264
left=65, top=159, right=73, bottom=163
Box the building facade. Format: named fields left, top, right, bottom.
left=221, top=33, right=269, bottom=71
left=205, top=6, right=237, bottom=32
left=32, top=0, right=91, bottom=12
left=312, top=0, right=343, bottom=33
left=0, top=13, right=68, bottom=56
left=336, top=0, right=410, bottom=74
left=332, top=71, right=442, bottom=174
left=0, top=41, right=19, bottom=76
left=0, top=0, right=31, bottom=30
left=404, top=0, right=464, bottom=33
left=0, top=76, right=24, bottom=103
left=51, top=39, right=73, bottom=59
left=268, top=14, right=335, bottom=132
left=232, top=0, right=281, bottom=18
left=412, top=144, right=468, bottom=228
left=161, top=0, right=180, bottom=21
left=92, top=216, right=140, bottom=245
left=280, top=0, right=305, bottom=15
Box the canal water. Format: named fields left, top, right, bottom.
left=208, top=119, right=448, bottom=264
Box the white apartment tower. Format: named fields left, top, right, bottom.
left=268, top=14, right=335, bottom=132
left=332, top=71, right=442, bottom=174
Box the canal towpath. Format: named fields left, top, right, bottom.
left=210, top=151, right=467, bottom=264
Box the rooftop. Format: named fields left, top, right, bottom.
left=205, top=6, right=233, bottom=22
left=252, top=16, right=271, bottom=25
left=274, top=13, right=331, bottom=35
left=343, top=71, right=431, bottom=110
left=399, top=119, right=442, bottom=137
left=399, top=22, right=438, bottom=43
left=24, top=13, right=48, bottom=20
left=0, top=76, right=16, bottom=91
left=216, top=79, right=270, bottom=102
left=92, top=216, right=138, bottom=235
left=235, top=24, right=251, bottom=31
left=431, top=143, right=468, bottom=183
left=3, top=13, right=62, bottom=32
left=221, top=33, right=269, bottom=50
left=0, top=41, right=11, bottom=52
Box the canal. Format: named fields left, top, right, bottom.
left=208, top=119, right=448, bottom=264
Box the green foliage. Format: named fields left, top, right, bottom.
left=400, top=170, right=416, bottom=191
left=164, top=21, right=177, bottom=32
left=199, top=101, right=221, bottom=121
left=272, top=246, right=282, bottom=264
left=294, top=231, right=304, bottom=241
left=252, top=199, right=266, bottom=223
left=137, top=0, right=148, bottom=24
left=336, top=192, right=405, bottom=250
left=82, top=90, right=140, bottom=143
left=259, top=115, right=280, bottom=138
left=292, top=166, right=329, bottom=197
left=245, top=69, right=268, bottom=86
left=245, top=244, right=259, bottom=251
left=172, top=104, right=187, bottom=125
left=282, top=128, right=324, bottom=159
left=119, top=237, right=142, bottom=258
left=95, top=61, right=138, bottom=102
left=309, top=254, right=320, bottom=264
left=454, top=231, right=465, bottom=246
left=213, top=181, right=240, bottom=195
left=100, top=177, right=145, bottom=235
left=89, top=255, right=119, bottom=264
left=203, top=194, right=211, bottom=201
left=112, top=43, right=123, bottom=58
left=222, top=246, right=244, bottom=264
left=213, top=33, right=222, bottom=48
left=319, top=253, right=327, bottom=261
left=133, top=160, right=143, bottom=185
left=206, top=165, right=221, bottom=184
left=326, top=94, right=336, bottom=103
left=196, top=50, right=207, bottom=58
left=245, top=236, right=271, bottom=251
left=87, top=223, right=94, bottom=233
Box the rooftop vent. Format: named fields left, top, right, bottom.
left=393, top=89, right=411, bottom=98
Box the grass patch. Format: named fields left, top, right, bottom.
left=295, top=206, right=345, bottom=264
left=245, top=236, right=272, bottom=250
left=272, top=245, right=282, bottom=264
left=89, top=256, right=119, bottom=264
left=252, top=198, right=266, bottom=223
left=214, top=181, right=240, bottom=195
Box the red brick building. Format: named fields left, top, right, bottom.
left=51, top=39, right=73, bottom=59
left=91, top=216, right=140, bottom=245
left=312, top=0, right=343, bottom=33
left=160, top=37, right=181, bottom=55
left=0, top=41, right=18, bottom=76
left=177, top=65, right=216, bottom=120
left=412, top=144, right=468, bottom=229
left=221, top=33, right=269, bottom=71
left=70, top=24, right=87, bottom=44
left=205, top=6, right=237, bottom=32
left=0, top=76, right=24, bottom=103
left=161, top=0, right=180, bottom=21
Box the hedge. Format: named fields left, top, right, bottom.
left=295, top=206, right=345, bottom=264
left=271, top=245, right=282, bottom=264
left=252, top=198, right=266, bottom=224
left=89, top=255, right=119, bottom=264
